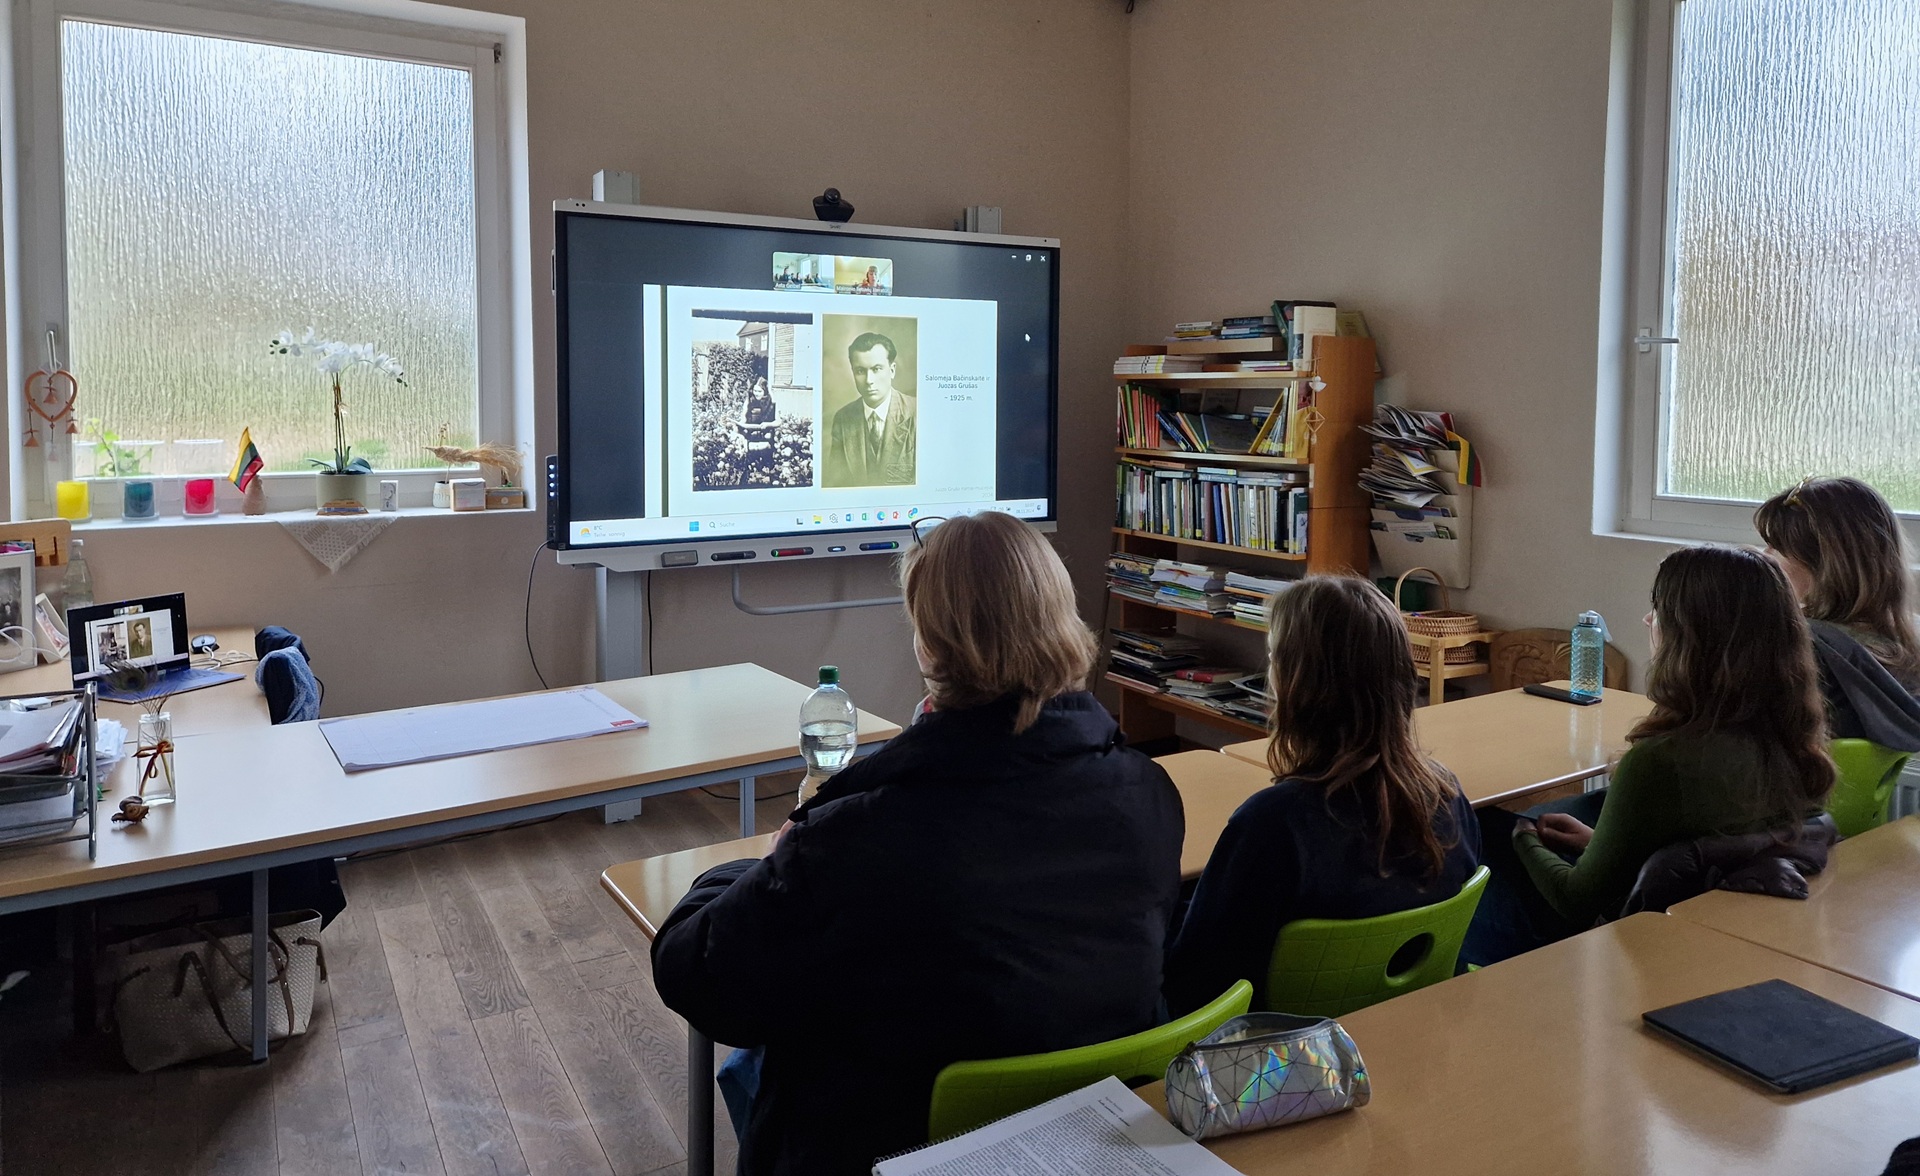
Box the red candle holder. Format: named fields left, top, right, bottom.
left=184, top=478, right=218, bottom=516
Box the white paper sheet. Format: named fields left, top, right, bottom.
left=319, top=687, right=646, bottom=773
left=874, top=1077, right=1242, bottom=1176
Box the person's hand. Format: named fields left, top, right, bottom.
left=1536, top=813, right=1594, bottom=852
left=772, top=818, right=796, bottom=847
left=1512, top=815, right=1537, bottom=839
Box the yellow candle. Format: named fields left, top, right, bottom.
left=55, top=480, right=89, bottom=521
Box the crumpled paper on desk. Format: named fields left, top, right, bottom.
left=279, top=514, right=399, bottom=572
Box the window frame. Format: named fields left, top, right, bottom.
left=7, top=0, right=531, bottom=516
left=1613, top=0, right=1920, bottom=548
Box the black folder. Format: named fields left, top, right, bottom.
left=1643, top=979, right=1920, bottom=1094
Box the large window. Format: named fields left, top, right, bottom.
left=15, top=0, right=526, bottom=510
left=1621, top=0, right=1920, bottom=539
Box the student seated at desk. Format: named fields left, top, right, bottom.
left=1162, top=576, right=1480, bottom=1017
left=1465, top=546, right=1835, bottom=966
left=1755, top=476, right=1920, bottom=751
left=650, top=511, right=1183, bottom=1176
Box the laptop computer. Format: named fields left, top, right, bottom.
left=66, top=593, right=242, bottom=703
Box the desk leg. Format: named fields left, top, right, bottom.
left=688, top=1025, right=715, bottom=1176
left=738, top=776, right=756, bottom=838
left=250, top=868, right=269, bottom=1063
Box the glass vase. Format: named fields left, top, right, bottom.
left=138, top=711, right=175, bottom=806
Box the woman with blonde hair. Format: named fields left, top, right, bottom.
left=1163, top=575, right=1479, bottom=1016
left=653, top=511, right=1183, bottom=1175
left=1754, top=476, right=1920, bottom=749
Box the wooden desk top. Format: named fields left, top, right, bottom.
left=1222, top=681, right=1655, bottom=807
left=601, top=749, right=1278, bottom=940
left=1156, top=750, right=1273, bottom=878
left=0, top=662, right=899, bottom=901
left=1144, top=913, right=1920, bottom=1176
left=1671, top=816, right=1920, bottom=1002
left=6, top=625, right=269, bottom=737
left=603, top=834, right=775, bottom=939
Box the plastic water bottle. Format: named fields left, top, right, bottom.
left=1571, top=611, right=1606, bottom=699
left=796, top=666, right=857, bottom=805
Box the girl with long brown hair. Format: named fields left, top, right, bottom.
left=1163, top=575, right=1479, bottom=1015
left=1465, top=546, right=1834, bottom=964
left=1755, top=476, right=1920, bottom=749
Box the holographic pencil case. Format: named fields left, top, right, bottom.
left=1164, top=1012, right=1371, bottom=1139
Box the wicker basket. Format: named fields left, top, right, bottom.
left=1394, top=567, right=1482, bottom=666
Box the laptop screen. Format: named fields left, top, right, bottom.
left=67, top=593, right=190, bottom=682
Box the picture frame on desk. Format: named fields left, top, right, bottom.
left=32, top=593, right=68, bottom=666
left=0, top=549, right=35, bottom=673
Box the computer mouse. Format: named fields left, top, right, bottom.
left=190, top=634, right=219, bottom=654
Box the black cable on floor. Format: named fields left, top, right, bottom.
left=698, top=785, right=800, bottom=802
left=525, top=539, right=550, bottom=690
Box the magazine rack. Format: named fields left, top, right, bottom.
left=0, top=685, right=98, bottom=861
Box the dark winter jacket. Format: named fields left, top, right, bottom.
left=1810, top=620, right=1920, bottom=751
left=651, top=691, right=1184, bottom=1176
left=1622, top=813, right=1839, bottom=915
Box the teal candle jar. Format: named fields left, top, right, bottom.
left=122, top=479, right=156, bottom=520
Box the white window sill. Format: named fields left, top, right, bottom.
left=71, top=503, right=534, bottom=532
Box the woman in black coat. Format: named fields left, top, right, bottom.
left=651, top=512, right=1185, bottom=1175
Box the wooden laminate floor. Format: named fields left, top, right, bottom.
left=0, top=785, right=795, bottom=1176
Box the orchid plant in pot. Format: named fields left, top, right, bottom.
left=268, top=329, right=407, bottom=511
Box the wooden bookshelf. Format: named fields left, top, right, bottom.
left=1111, top=527, right=1308, bottom=563
left=1104, top=673, right=1267, bottom=739
left=1165, top=337, right=1285, bottom=356
left=1113, top=595, right=1267, bottom=634
left=1115, top=447, right=1307, bottom=471
left=1106, top=334, right=1376, bottom=745
left=1112, top=372, right=1308, bottom=389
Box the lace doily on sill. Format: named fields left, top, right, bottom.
left=278, top=514, right=399, bottom=573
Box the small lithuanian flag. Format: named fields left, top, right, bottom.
left=229, top=427, right=263, bottom=491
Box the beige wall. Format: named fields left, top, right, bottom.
left=1126, top=0, right=1675, bottom=677
left=55, top=0, right=1688, bottom=722
left=54, top=0, right=1135, bottom=723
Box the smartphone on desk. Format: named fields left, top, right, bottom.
left=1523, top=682, right=1602, bottom=706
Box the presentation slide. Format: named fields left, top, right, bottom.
left=80, top=607, right=175, bottom=676
left=658, top=284, right=999, bottom=520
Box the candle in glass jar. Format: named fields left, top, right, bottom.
left=122, top=480, right=156, bottom=520
left=183, top=478, right=217, bottom=516
left=55, top=480, right=89, bottom=520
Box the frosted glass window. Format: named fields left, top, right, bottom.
left=1665, top=0, right=1920, bottom=512
left=60, top=20, right=479, bottom=477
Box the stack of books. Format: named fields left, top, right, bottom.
left=1216, top=673, right=1273, bottom=726
left=1108, top=629, right=1203, bottom=687
left=1156, top=410, right=1262, bottom=455
left=1116, top=459, right=1309, bottom=551
left=1219, top=314, right=1278, bottom=340
left=1149, top=560, right=1230, bottom=617
left=1223, top=570, right=1294, bottom=625
left=1113, top=354, right=1204, bottom=376
left=1163, top=665, right=1248, bottom=701
left=1171, top=320, right=1217, bottom=340
left=1103, top=552, right=1160, bottom=606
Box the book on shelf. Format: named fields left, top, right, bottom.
left=1115, top=383, right=1166, bottom=448
left=1167, top=665, right=1244, bottom=684
left=1112, top=628, right=1204, bottom=656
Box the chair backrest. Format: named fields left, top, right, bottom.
left=1827, top=739, right=1910, bottom=838
left=925, top=980, right=1253, bottom=1141
left=1264, top=865, right=1490, bottom=1018
left=1489, top=628, right=1629, bottom=693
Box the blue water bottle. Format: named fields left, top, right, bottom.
left=1571, top=611, right=1607, bottom=699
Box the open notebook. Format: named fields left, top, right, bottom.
left=874, top=1076, right=1241, bottom=1176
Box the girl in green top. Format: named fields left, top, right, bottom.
left=1464, top=546, right=1834, bottom=964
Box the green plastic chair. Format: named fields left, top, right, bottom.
left=1827, top=739, right=1911, bottom=839
left=1263, top=865, right=1490, bottom=1017
left=925, top=979, right=1253, bottom=1141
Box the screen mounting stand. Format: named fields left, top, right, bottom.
left=729, top=567, right=902, bottom=616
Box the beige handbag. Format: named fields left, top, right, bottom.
left=109, top=909, right=325, bottom=1072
